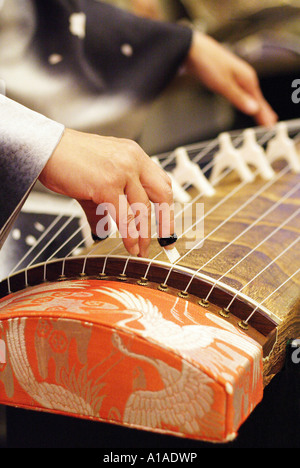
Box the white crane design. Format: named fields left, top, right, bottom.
left=111, top=332, right=223, bottom=437
left=98, top=286, right=262, bottom=386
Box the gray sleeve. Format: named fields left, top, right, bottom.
left=0, top=95, right=65, bottom=247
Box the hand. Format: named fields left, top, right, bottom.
left=39, top=128, right=174, bottom=258
left=185, top=31, right=278, bottom=127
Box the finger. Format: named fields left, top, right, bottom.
left=254, top=100, right=278, bottom=127
left=94, top=205, right=113, bottom=240
left=224, top=77, right=278, bottom=127
left=140, top=160, right=175, bottom=242
left=106, top=193, right=140, bottom=257
left=78, top=200, right=109, bottom=237
left=78, top=200, right=112, bottom=239
left=221, top=78, right=261, bottom=117
left=235, top=68, right=278, bottom=126
left=125, top=179, right=152, bottom=258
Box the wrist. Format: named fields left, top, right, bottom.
left=184, top=30, right=209, bottom=76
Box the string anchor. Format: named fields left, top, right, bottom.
left=240, top=128, right=275, bottom=180
left=178, top=290, right=189, bottom=299
left=172, top=147, right=215, bottom=196
left=198, top=298, right=209, bottom=308
left=151, top=156, right=191, bottom=203
left=219, top=308, right=230, bottom=318
left=238, top=320, right=249, bottom=330
left=266, top=122, right=300, bottom=173
left=97, top=272, right=108, bottom=280
left=137, top=277, right=148, bottom=286
left=210, top=133, right=255, bottom=185
left=58, top=274, right=67, bottom=281
left=117, top=273, right=127, bottom=281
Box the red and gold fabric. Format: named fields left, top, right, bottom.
left=0, top=278, right=263, bottom=443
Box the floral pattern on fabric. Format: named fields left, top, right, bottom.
left=0, top=279, right=263, bottom=442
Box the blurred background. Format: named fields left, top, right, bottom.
left=1, top=0, right=300, bottom=155
left=128, top=0, right=300, bottom=154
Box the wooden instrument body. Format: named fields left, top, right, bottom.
left=0, top=123, right=299, bottom=442
left=77, top=159, right=300, bottom=386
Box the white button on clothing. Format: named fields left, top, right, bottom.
left=12, top=229, right=21, bottom=240
left=69, top=12, right=86, bottom=39
left=25, top=235, right=36, bottom=246
left=48, top=54, right=63, bottom=65
left=120, top=43, right=133, bottom=57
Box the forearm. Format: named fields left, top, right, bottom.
left=0, top=95, right=64, bottom=247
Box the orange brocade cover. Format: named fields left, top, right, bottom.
left=0, top=279, right=263, bottom=442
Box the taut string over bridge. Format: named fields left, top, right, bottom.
left=0, top=120, right=299, bottom=443
left=1, top=119, right=299, bottom=380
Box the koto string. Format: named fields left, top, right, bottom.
left=89, top=132, right=253, bottom=275
left=140, top=130, right=275, bottom=280
left=66, top=129, right=269, bottom=277
left=204, top=204, right=300, bottom=301
left=182, top=177, right=299, bottom=294
left=159, top=136, right=219, bottom=170
left=245, top=267, right=300, bottom=323
left=161, top=164, right=289, bottom=287
left=142, top=167, right=249, bottom=279
left=23, top=212, right=77, bottom=287
left=61, top=231, right=96, bottom=277
left=90, top=131, right=267, bottom=276
left=102, top=163, right=231, bottom=278
left=43, top=221, right=90, bottom=281
left=77, top=136, right=226, bottom=275
left=81, top=221, right=120, bottom=275
left=2, top=126, right=282, bottom=288
left=226, top=236, right=300, bottom=310
left=5, top=199, right=77, bottom=292
left=92, top=137, right=233, bottom=275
